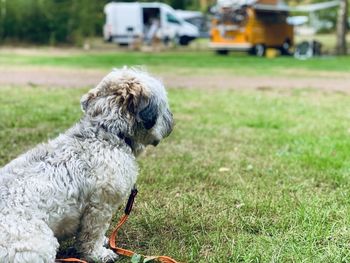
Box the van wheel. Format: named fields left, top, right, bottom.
left=251, top=44, right=265, bottom=57
left=179, top=36, right=190, bottom=46
left=216, top=50, right=229, bottom=55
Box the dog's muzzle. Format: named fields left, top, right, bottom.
left=151, top=139, right=160, bottom=146
left=164, top=110, right=174, bottom=138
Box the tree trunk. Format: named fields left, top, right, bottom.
left=200, top=0, right=208, bottom=10
left=336, top=0, right=348, bottom=55
left=200, top=0, right=216, bottom=11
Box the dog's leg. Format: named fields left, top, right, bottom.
left=0, top=216, right=59, bottom=263
left=76, top=204, right=118, bottom=263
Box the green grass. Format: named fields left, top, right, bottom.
left=1, top=50, right=350, bottom=76
left=1, top=85, right=350, bottom=262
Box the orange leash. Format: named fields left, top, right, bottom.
left=56, top=186, right=179, bottom=263
left=56, top=259, right=87, bottom=263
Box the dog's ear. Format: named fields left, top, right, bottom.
left=114, top=78, right=158, bottom=129
left=80, top=77, right=141, bottom=117
left=138, top=96, right=158, bottom=129
left=114, top=79, right=146, bottom=113
left=81, top=95, right=89, bottom=113
left=81, top=76, right=159, bottom=129
left=80, top=92, right=95, bottom=113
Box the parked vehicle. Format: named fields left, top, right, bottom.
left=210, top=0, right=294, bottom=56
left=175, top=10, right=210, bottom=38
left=103, top=2, right=199, bottom=46
left=210, top=0, right=339, bottom=56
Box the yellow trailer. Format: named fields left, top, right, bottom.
left=210, top=2, right=294, bottom=56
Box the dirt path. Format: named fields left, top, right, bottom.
left=0, top=66, right=349, bottom=93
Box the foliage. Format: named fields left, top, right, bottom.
left=0, top=0, right=109, bottom=44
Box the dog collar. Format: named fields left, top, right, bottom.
left=117, top=132, right=133, bottom=150
left=96, top=123, right=133, bottom=150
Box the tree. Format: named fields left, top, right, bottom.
left=336, top=0, right=348, bottom=55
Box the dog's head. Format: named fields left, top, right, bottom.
left=80, top=68, right=173, bottom=155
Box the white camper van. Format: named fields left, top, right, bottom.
left=103, top=2, right=199, bottom=46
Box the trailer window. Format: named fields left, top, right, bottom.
left=166, top=13, right=181, bottom=24
left=256, top=11, right=287, bottom=24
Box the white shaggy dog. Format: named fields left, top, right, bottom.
left=0, top=68, right=173, bottom=263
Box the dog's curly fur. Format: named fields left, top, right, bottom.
left=0, top=68, right=173, bottom=263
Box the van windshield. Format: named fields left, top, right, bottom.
left=166, top=13, right=181, bottom=24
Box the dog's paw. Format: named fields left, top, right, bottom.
left=103, top=236, right=110, bottom=248
left=87, top=247, right=118, bottom=263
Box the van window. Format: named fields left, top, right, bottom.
left=256, top=11, right=287, bottom=24
left=166, top=13, right=181, bottom=24
left=143, top=8, right=161, bottom=26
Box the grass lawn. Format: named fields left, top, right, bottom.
left=1, top=49, right=350, bottom=77
left=1, top=84, right=350, bottom=262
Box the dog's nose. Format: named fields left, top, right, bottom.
left=151, top=139, right=160, bottom=146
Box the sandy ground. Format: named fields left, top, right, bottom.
left=0, top=66, right=350, bottom=93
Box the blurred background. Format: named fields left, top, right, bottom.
left=1, top=1, right=350, bottom=262
left=0, top=0, right=348, bottom=56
